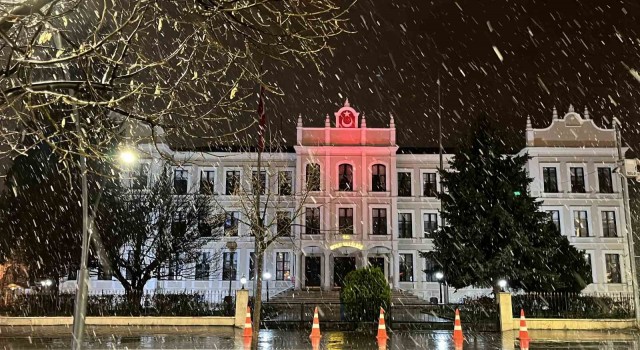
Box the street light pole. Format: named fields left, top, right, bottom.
left=613, top=118, right=640, bottom=327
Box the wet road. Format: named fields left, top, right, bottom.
left=0, top=326, right=637, bottom=349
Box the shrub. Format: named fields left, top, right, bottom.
left=340, top=267, right=391, bottom=323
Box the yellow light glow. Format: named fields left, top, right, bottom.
left=329, top=241, right=364, bottom=250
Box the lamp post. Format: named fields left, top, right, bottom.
left=263, top=272, right=272, bottom=302
left=435, top=272, right=444, bottom=304
left=226, top=241, right=238, bottom=298
left=72, top=148, right=136, bottom=349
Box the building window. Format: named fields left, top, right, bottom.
left=276, top=252, right=291, bottom=281
left=306, top=163, right=320, bottom=191
left=399, top=253, right=414, bottom=282
left=174, top=169, right=188, bottom=194
left=424, top=258, right=437, bottom=282
left=200, top=170, right=215, bottom=195
left=198, top=212, right=212, bottom=237
left=573, top=210, right=589, bottom=237
left=305, top=207, right=321, bottom=235
left=278, top=171, right=293, bottom=195
left=542, top=167, right=558, bottom=193
left=372, top=164, right=386, bottom=192
left=398, top=172, right=412, bottom=197
left=598, top=168, right=613, bottom=193
left=132, top=163, right=149, bottom=189
left=398, top=213, right=413, bottom=238
left=222, top=252, right=237, bottom=281
left=252, top=170, right=267, bottom=195
left=546, top=210, right=561, bottom=233
left=570, top=167, right=586, bottom=193
left=584, top=253, right=593, bottom=283
left=167, top=254, right=181, bottom=280
left=338, top=208, right=354, bottom=235
left=605, top=254, right=622, bottom=283
left=97, top=265, right=112, bottom=280
left=225, top=170, right=240, bottom=195
left=338, top=164, right=353, bottom=191
left=195, top=252, right=210, bottom=280
left=423, top=213, right=438, bottom=237
left=602, top=211, right=617, bottom=237
left=172, top=212, right=187, bottom=235
left=277, top=211, right=292, bottom=236
left=423, top=173, right=437, bottom=197
left=249, top=252, right=256, bottom=280
left=372, top=208, right=387, bottom=235
left=224, top=212, right=239, bottom=236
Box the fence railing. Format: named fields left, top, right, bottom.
left=0, top=289, right=234, bottom=317
left=512, top=292, right=635, bottom=319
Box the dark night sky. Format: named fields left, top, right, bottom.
left=262, top=0, right=640, bottom=153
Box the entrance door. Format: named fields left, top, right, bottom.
left=305, top=256, right=321, bottom=287
left=369, top=257, right=385, bottom=273
left=333, top=257, right=356, bottom=288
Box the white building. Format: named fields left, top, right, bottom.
left=70, top=101, right=633, bottom=301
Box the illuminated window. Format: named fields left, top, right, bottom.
left=372, top=164, right=386, bottom=192
left=276, top=252, right=290, bottom=281
left=399, top=253, right=413, bottom=282
left=573, top=210, right=589, bottom=237
left=306, top=163, right=320, bottom=191
left=338, top=164, right=353, bottom=191
left=605, top=254, right=621, bottom=283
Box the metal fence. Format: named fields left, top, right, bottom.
left=0, top=289, right=233, bottom=317
left=391, top=302, right=499, bottom=331
left=512, top=292, right=634, bottom=319
left=260, top=301, right=499, bottom=331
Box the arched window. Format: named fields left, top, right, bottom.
left=372, top=164, right=386, bottom=192
left=338, top=164, right=353, bottom=191
left=306, top=163, right=320, bottom=191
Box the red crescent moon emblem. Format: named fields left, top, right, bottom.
left=341, top=111, right=354, bottom=127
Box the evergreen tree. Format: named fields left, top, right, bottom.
left=423, top=115, right=591, bottom=293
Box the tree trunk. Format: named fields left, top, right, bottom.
left=251, top=243, right=264, bottom=349
left=125, top=286, right=144, bottom=315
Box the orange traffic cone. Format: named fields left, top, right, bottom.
left=453, top=309, right=464, bottom=343
left=454, top=337, right=464, bottom=350
left=519, top=339, right=530, bottom=350
left=243, top=336, right=252, bottom=350
left=377, top=338, right=388, bottom=350
left=376, top=307, right=389, bottom=341
left=243, top=306, right=253, bottom=338
left=310, top=306, right=321, bottom=339
left=311, top=336, right=321, bottom=350
left=518, top=309, right=529, bottom=341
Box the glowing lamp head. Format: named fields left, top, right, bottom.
left=435, top=272, right=444, bottom=280
left=497, top=279, right=508, bottom=290
left=119, top=149, right=136, bottom=164
left=263, top=272, right=272, bottom=280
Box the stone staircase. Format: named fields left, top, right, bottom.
left=268, top=288, right=432, bottom=306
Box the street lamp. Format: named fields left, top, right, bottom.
left=497, top=279, right=508, bottom=292
left=73, top=148, right=139, bottom=348
left=240, top=275, right=247, bottom=290
left=118, top=149, right=137, bottom=164
left=263, top=272, right=272, bottom=302
left=435, top=272, right=444, bottom=304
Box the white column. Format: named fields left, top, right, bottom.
left=360, top=250, right=368, bottom=268
left=295, top=251, right=302, bottom=290
left=392, top=251, right=400, bottom=290
left=323, top=250, right=332, bottom=291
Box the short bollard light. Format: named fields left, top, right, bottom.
left=240, top=275, right=247, bottom=290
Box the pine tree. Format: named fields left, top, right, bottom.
left=423, top=114, right=591, bottom=293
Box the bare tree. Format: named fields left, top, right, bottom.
left=94, top=166, right=224, bottom=311
left=0, top=0, right=353, bottom=162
